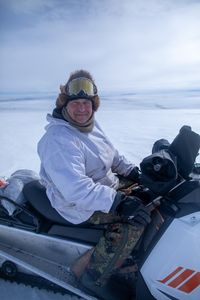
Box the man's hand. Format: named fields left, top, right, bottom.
left=110, top=192, right=151, bottom=226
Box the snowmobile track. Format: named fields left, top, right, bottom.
left=0, top=270, right=71, bottom=296
left=0, top=241, right=96, bottom=300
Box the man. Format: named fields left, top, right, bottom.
left=38, top=70, right=151, bottom=299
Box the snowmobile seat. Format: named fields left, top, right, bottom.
left=23, top=180, right=72, bottom=226
left=23, top=180, right=104, bottom=244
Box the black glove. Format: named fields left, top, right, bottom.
left=110, top=192, right=151, bottom=226
left=126, top=167, right=140, bottom=183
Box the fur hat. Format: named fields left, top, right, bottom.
left=55, top=70, right=100, bottom=111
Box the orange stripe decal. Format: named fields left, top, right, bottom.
left=178, top=272, right=200, bottom=293
left=158, top=267, right=183, bottom=283
left=168, top=269, right=195, bottom=288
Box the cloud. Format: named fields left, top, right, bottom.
left=0, top=0, right=200, bottom=92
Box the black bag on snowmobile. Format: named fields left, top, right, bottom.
left=140, top=126, right=200, bottom=195
left=140, top=149, right=178, bottom=195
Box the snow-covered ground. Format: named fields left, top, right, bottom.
left=1, top=90, right=200, bottom=178
left=0, top=91, right=200, bottom=299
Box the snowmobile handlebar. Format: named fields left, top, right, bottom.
left=127, top=196, right=161, bottom=222
left=145, top=196, right=161, bottom=213
left=126, top=177, right=192, bottom=222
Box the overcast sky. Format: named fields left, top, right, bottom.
left=0, top=0, right=200, bottom=93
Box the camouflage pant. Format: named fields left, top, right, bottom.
left=85, top=211, right=144, bottom=286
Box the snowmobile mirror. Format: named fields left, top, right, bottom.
left=152, top=139, right=170, bottom=154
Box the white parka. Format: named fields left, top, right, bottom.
left=37, top=114, right=135, bottom=224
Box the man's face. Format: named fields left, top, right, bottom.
left=66, top=98, right=93, bottom=124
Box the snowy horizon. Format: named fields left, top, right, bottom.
left=0, top=92, right=200, bottom=178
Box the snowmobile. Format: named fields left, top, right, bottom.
left=0, top=126, right=200, bottom=300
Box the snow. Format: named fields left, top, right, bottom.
left=0, top=91, right=200, bottom=299
left=1, top=91, right=200, bottom=178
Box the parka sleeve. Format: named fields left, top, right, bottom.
left=95, top=121, right=136, bottom=177
left=111, top=149, right=136, bottom=177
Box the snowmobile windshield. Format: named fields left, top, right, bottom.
left=169, top=126, right=200, bottom=179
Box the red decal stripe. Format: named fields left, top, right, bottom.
left=178, top=272, right=200, bottom=293
left=158, top=267, right=183, bottom=283
left=168, top=269, right=195, bottom=288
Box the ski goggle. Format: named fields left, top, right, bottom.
left=65, top=77, right=97, bottom=98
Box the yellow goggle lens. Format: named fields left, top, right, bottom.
left=67, top=78, right=96, bottom=97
